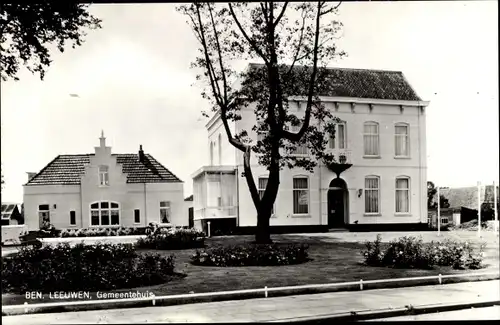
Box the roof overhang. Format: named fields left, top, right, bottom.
left=191, top=165, right=237, bottom=179
left=288, top=96, right=430, bottom=107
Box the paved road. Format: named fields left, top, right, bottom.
left=367, top=305, right=500, bottom=321
left=2, top=280, right=498, bottom=324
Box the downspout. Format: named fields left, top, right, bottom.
left=418, top=106, right=422, bottom=224
left=80, top=181, right=84, bottom=228
left=144, top=182, right=147, bottom=226
left=318, top=118, right=323, bottom=226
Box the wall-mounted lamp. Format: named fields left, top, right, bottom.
left=357, top=189, right=363, bottom=198
left=53, top=204, right=57, bottom=209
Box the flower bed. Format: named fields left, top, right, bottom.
left=1, top=242, right=178, bottom=294
left=361, top=234, right=486, bottom=270
left=191, top=243, right=310, bottom=267
left=136, top=224, right=205, bottom=250
left=60, top=227, right=148, bottom=237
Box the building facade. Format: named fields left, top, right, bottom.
left=23, top=133, right=186, bottom=231
left=192, top=65, right=430, bottom=233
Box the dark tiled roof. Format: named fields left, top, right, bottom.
left=26, top=153, right=182, bottom=186
left=184, top=195, right=193, bottom=201
left=246, top=63, right=423, bottom=101
left=434, top=186, right=499, bottom=210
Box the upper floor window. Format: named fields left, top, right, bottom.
left=218, top=134, right=222, bottom=165
left=258, top=177, right=275, bottom=215
left=160, top=201, right=171, bottom=224
left=394, top=123, right=410, bottom=157
left=395, top=177, right=410, bottom=213
left=98, top=165, right=109, bottom=186
left=293, top=176, right=309, bottom=214
left=291, top=125, right=308, bottom=155
left=363, top=122, right=380, bottom=156
left=90, top=201, right=119, bottom=226
left=364, top=176, right=380, bottom=214
left=328, top=122, right=347, bottom=149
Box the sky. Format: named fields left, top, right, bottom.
left=1, top=1, right=498, bottom=203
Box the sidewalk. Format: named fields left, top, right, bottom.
left=2, top=280, right=499, bottom=324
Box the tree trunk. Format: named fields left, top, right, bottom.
left=254, top=160, right=280, bottom=244
left=255, top=207, right=272, bottom=244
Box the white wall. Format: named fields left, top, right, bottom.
left=207, top=116, right=237, bottom=166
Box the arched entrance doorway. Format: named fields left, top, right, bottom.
left=327, top=178, right=349, bottom=228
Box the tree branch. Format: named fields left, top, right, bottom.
left=273, top=2, right=289, bottom=27
left=243, top=146, right=261, bottom=209
left=207, top=3, right=228, bottom=104
left=260, top=2, right=269, bottom=24
left=282, top=1, right=323, bottom=142
left=228, top=3, right=269, bottom=65
left=285, top=6, right=307, bottom=78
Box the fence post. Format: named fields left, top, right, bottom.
left=152, top=294, right=156, bottom=306
left=24, top=302, right=28, bottom=313
left=207, top=221, right=211, bottom=238
left=438, top=274, right=442, bottom=285
left=359, top=279, right=364, bottom=291
left=494, top=181, right=498, bottom=234
left=265, top=286, right=268, bottom=298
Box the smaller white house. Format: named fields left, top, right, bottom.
left=23, top=132, right=187, bottom=231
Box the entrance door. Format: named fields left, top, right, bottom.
left=328, top=189, right=345, bottom=227
left=327, top=178, right=348, bottom=228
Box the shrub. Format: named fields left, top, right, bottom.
left=1, top=243, right=177, bottom=294
left=191, top=243, right=310, bottom=267
left=137, top=223, right=205, bottom=250
left=361, top=234, right=385, bottom=266
left=59, top=227, right=147, bottom=238
left=361, top=235, right=486, bottom=270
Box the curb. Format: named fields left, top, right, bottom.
left=268, top=299, right=500, bottom=322
left=2, top=275, right=499, bottom=316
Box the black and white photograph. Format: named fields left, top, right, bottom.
left=1, top=1, right=499, bottom=323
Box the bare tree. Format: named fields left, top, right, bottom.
left=178, top=2, right=345, bottom=243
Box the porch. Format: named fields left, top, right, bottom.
left=191, top=166, right=238, bottom=235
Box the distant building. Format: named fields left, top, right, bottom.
left=1, top=203, right=23, bottom=226
left=23, top=132, right=187, bottom=230
left=191, top=63, right=430, bottom=234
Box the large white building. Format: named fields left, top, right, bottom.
left=23, top=133, right=187, bottom=231
left=191, top=64, right=430, bottom=234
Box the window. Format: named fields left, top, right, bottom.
left=38, top=204, right=50, bottom=228
left=160, top=201, right=171, bottom=224
left=134, top=209, right=141, bottom=224
left=395, top=123, right=409, bottom=157
left=90, top=201, right=120, bottom=226
left=218, top=134, right=222, bottom=165
left=291, top=125, right=308, bottom=155
left=209, top=142, right=214, bottom=165
left=395, top=177, right=410, bottom=213
left=98, top=165, right=109, bottom=186
left=365, top=176, right=380, bottom=214
left=363, top=122, right=380, bottom=156
left=293, top=176, right=309, bottom=214
left=328, top=123, right=347, bottom=149
left=441, top=217, right=449, bottom=225
left=258, top=177, right=275, bottom=214
left=69, top=211, right=76, bottom=226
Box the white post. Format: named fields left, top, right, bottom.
left=207, top=221, right=211, bottom=238
left=478, top=181, right=481, bottom=238
left=437, top=186, right=441, bottom=236
left=494, top=181, right=498, bottom=234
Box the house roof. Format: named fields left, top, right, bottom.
left=246, top=63, right=423, bottom=101
left=184, top=195, right=193, bottom=201
left=25, top=153, right=182, bottom=186
left=434, top=185, right=499, bottom=210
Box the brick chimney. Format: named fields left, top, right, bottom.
left=27, top=172, right=37, bottom=182
left=139, top=145, right=145, bottom=162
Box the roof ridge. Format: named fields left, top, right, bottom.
left=248, top=62, right=404, bottom=74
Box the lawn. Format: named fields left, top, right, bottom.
left=2, top=232, right=498, bottom=307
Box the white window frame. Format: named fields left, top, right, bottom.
left=69, top=210, right=77, bottom=226
left=395, top=176, right=411, bottom=214
left=258, top=176, right=276, bottom=217
left=291, top=124, right=308, bottom=155
left=328, top=122, right=347, bottom=149
left=160, top=201, right=171, bottom=225
left=363, top=121, right=380, bottom=157
left=292, top=176, right=310, bottom=215
left=364, top=176, right=380, bottom=215
left=98, top=165, right=109, bottom=186
left=394, top=123, right=410, bottom=157
left=218, top=134, right=222, bottom=165
left=90, top=201, right=120, bottom=227
left=38, top=204, right=50, bottom=227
